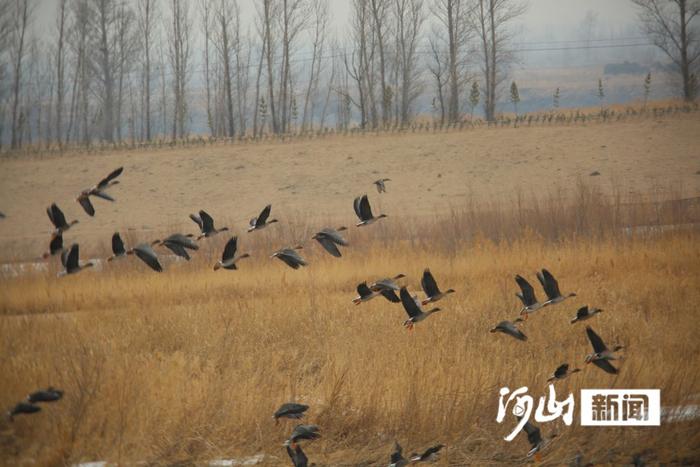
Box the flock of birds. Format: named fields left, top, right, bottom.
left=6, top=167, right=626, bottom=465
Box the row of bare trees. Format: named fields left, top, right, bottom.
left=0, top=0, right=697, bottom=150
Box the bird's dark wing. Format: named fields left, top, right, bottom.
left=421, top=268, right=441, bottom=297
left=586, top=326, right=608, bottom=353
left=47, top=206, right=55, bottom=226
left=515, top=275, right=537, bottom=306
left=592, top=359, right=618, bottom=374
left=66, top=244, right=79, bottom=270
left=554, top=363, right=569, bottom=379
left=320, top=228, right=348, bottom=245
left=542, top=269, right=561, bottom=297
left=78, top=196, right=95, bottom=216
left=390, top=442, right=404, bottom=464
left=536, top=270, right=553, bottom=299
left=112, top=233, right=125, bottom=255
left=359, top=194, right=374, bottom=220
left=286, top=445, right=308, bottom=467
left=49, top=232, right=63, bottom=255
left=165, top=243, right=190, bottom=260
left=400, top=287, right=422, bottom=318
left=420, top=445, right=444, bottom=459
left=357, top=282, right=373, bottom=298
left=221, top=236, right=238, bottom=262
left=96, top=166, right=123, bottom=189
left=51, top=204, right=67, bottom=228
left=380, top=289, right=401, bottom=303
left=165, top=234, right=199, bottom=250
left=134, top=244, right=163, bottom=272
left=576, top=306, right=589, bottom=320
left=353, top=196, right=363, bottom=219
left=92, top=191, right=115, bottom=202
left=522, top=421, right=542, bottom=448
left=316, top=236, right=341, bottom=257
left=199, top=210, right=215, bottom=233
left=256, top=204, right=272, bottom=225
left=277, top=250, right=307, bottom=269
left=189, top=213, right=203, bottom=230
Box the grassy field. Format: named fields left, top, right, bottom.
left=1, top=116, right=699, bottom=466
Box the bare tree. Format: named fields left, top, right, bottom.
left=632, top=0, right=700, bottom=101
left=428, top=29, right=448, bottom=124
left=278, top=0, right=309, bottom=133
left=214, top=0, right=236, bottom=138
left=137, top=0, right=156, bottom=141
left=431, top=0, right=471, bottom=123
left=53, top=0, right=68, bottom=147
left=301, top=0, right=329, bottom=132
left=9, top=0, right=33, bottom=149
left=261, top=0, right=279, bottom=133
left=370, top=0, right=391, bottom=126
left=200, top=0, right=215, bottom=135
left=166, top=0, right=192, bottom=139
left=394, top=0, right=425, bottom=125
left=469, top=0, right=527, bottom=121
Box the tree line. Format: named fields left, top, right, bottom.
left=0, top=0, right=697, bottom=150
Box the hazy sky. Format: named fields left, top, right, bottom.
left=33, top=0, right=643, bottom=45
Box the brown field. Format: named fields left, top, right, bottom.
left=1, top=115, right=700, bottom=466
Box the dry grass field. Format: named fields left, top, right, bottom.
left=1, top=114, right=700, bottom=466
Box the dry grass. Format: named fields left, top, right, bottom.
left=1, top=184, right=699, bottom=466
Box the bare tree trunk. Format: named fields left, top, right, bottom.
left=262, top=0, right=278, bottom=133
left=10, top=0, right=32, bottom=149
left=54, top=0, right=67, bottom=148
left=201, top=0, right=215, bottom=135
left=253, top=24, right=267, bottom=137
left=301, top=0, right=328, bottom=132
left=632, top=0, right=700, bottom=101
left=137, top=0, right=155, bottom=141
left=370, top=0, right=389, bottom=126
left=215, top=0, right=236, bottom=138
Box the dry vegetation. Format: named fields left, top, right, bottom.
left=1, top=117, right=700, bottom=466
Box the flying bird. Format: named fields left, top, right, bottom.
left=107, top=232, right=127, bottom=261
left=42, top=232, right=64, bottom=259
left=374, top=178, right=391, bottom=193
left=389, top=441, right=409, bottom=467
left=370, top=274, right=406, bottom=303
left=352, top=282, right=380, bottom=304
left=248, top=204, right=278, bottom=232
left=490, top=319, right=527, bottom=341
left=58, top=244, right=94, bottom=277
left=271, top=246, right=307, bottom=269
left=353, top=194, right=387, bottom=226
left=410, top=444, right=445, bottom=462
left=127, top=243, right=163, bottom=272
left=312, top=227, right=348, bottom=257
left=47, top=203, right=78, bottom=233
left=76, top=166, right=123, bottom=216
left=273, top=403, right=309, bottom=423
left=214, top=236, right=250, bottom=270
left=153, top=233, right=199, bottom=260
left=8, top=402, right=40, bottom=421
left=420, top=268, right=455, bottom=305
left=585, top=326, right=623, bottom=374
left=515, top=274, right=546, bottom=317
left=401, top=287, right=442, bottom=330
left=546, top=363, right=581, bottom=383
left=27, top=387, right=64, bottom=403
left=190, top=210, right=229, bottom=239
left=570, top=305, right=603, bottom=324
left=537, top=269, right=576, bottom=306
left=518, top=417, right=557, bottom=459
left=284, top=424, right=320, bottom=448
